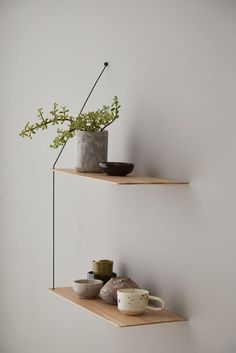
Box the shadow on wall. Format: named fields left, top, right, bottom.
left=125, top=108, right=190, bottom=180
left=125, top=116, right=163, bottom=176
left=103, top=317, right=199, bottom=353
left=116, top=262, right=129, bottom=277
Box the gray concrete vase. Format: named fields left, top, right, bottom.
left=75, top=130, right=108, bottom=172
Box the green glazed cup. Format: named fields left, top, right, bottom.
left=92, top=259, right=113, bottom=275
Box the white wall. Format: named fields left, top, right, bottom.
left=1, top=1, right=236, bottom=352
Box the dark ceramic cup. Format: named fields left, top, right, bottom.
left=92, top=259, right=113, bottom=275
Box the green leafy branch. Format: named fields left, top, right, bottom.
left=19, top=96, right=120, bottom=149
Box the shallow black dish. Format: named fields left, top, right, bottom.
left=87, top=271, right=117, bottom=284
left=99, top=162, right=134, bottom=176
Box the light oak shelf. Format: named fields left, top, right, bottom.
left=52, top=168, right=188, bottom=185
left=49, top=287, right=186, bottom=328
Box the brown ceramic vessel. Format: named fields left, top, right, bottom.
left=100, top=276, right=139, bottom=305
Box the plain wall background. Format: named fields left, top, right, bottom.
left=1, top=1, right=236, bottom=352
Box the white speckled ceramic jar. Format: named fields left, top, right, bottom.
left=75, top=130, right=108, bottom=172
left=117, top=289, right=165, bottom=316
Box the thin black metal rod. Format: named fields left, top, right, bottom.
left=52, top=170, right=55, bottom=288
left=52, top=62, right=109, bottom=289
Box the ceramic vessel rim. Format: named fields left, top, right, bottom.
left=109, top=276, right=130, bottom=281
left=117, top=289, right=149, bottom=295
left=93, top=259, right=113, bottom=264
left=76, top=130, right=108, bottom=136
left=99, top=162, right=134, bottom=167
left=73, top=279, right=103, bottom=285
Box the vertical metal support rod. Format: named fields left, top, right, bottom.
left=52, top=170, right=55, bottom=288
left=52, top=62, right=109, bottom=289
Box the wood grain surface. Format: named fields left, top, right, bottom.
left=51, top=168, right=188, bottom=185
left=49, top=287, right=187, bottom=327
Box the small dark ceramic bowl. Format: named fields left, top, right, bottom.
left=87, top=271, right=117, bottom=285
left=99, top=162, right=134, bottom=176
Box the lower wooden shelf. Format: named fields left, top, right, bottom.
left=49, top=287, right=186, bottom=328
left=52, top=168, right=188, bottom=185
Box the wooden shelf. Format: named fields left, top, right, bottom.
left=52, top=168, right=188, bottom=185
left=49, top=287, right=186, bottom=328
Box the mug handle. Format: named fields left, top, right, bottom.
left=147, top=296, right=165, bottom=311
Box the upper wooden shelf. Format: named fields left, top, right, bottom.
left=49, top=287, right=186, bottom=328
left=52, top=168, right=188, bottom=185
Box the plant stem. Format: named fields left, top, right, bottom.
left=100, top=117, right=117, bottom=131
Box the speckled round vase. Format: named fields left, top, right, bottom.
left=100, top=277, right=139, bottom=305
left=75, top=130, right=108, bottom=172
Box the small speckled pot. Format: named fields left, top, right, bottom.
left=72, top=279, right=103, bottom=299
left=117, top=289, right=165, bottom=316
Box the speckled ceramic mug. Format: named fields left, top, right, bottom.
left=117, top=289, right=165, bottom=316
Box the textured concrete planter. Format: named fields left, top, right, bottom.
left=75, top=130, right=108, bottom=172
